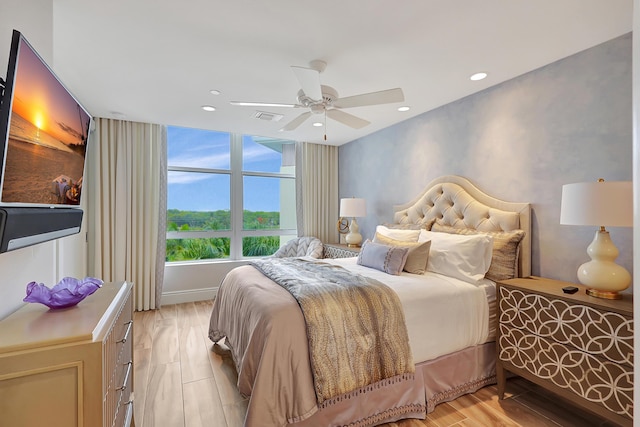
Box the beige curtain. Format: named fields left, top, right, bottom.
left=295, top=141, right=339, bottom=243
left=86, top=118, right=167, bottom=311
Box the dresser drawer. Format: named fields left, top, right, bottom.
left=499, top=324, right=633, bottom=419
left=113, top=359, right=133, bottom=427
left=498, top=286, right=633, bottom=367
left=103, top=285, right=133, bottom=427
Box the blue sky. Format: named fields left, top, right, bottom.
left=167, top=126, right=290, bottom=212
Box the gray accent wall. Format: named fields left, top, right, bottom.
left=339, top=33, right=632, bottom=285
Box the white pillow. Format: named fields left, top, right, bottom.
left=376, top=225, right=421, bottom=242
left=418, top=229, right=493, bottom=284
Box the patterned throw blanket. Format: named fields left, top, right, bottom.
left=250, top=258, right=415, bottom=406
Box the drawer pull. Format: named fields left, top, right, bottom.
left=118, top=321, right=133, bottom=344
left=117, top=361, right=132, bottom=391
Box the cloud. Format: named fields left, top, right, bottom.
left=168, top=171, right=216, bottom=185
left=168, top=151, right=230, bottom=169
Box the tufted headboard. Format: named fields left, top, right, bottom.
left=393, top=175, right=531, bottom=277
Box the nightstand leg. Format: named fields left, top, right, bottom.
left=496, top=361, right=506, bottom=399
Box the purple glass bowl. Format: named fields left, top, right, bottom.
left=23, top=277, right=103, bottom=309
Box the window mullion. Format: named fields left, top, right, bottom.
left=230, top=134, right=244, bottom=259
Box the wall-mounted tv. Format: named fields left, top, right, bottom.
left=0, top=29, right=92, bottom=208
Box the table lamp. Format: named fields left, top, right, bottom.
left=339, top=198, right=367, bottom=247
left=560, top=179, right=632, bottom=299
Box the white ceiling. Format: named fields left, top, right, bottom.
left=46, top=0, right=632, bottom=146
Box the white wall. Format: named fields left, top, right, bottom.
left=163, top=260, right=243, bottom=304
left=0, top=0, right=88, bottom=320
left=1, top=0, right=53, bottom=65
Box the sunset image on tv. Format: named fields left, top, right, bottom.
left=1, top=36, right=91, bottom=206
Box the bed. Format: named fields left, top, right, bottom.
left=208, top=175, right=531, bottom=427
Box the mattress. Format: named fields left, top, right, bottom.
left=322, top=257, right=495, bottom=364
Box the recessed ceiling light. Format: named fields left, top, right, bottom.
left=201, top=105, right=216, bottom=111
left=209, top=89, right=221, bottom=95
left=313, top=122, right=323, bottom=127
left=470, top=72, right=488, bottom=81
left=397, top=106, right=410, bottom=112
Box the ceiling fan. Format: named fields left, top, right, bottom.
left=230, top=60, right=404, bottom=136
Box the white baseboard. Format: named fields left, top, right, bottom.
left=161, top=287, right=218, bottom=305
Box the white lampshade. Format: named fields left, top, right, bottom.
left=560, top=181, right=632, bottom=227
left=559, top=180, right=632, bottom=299
left=340, top=198, right=367, bottom=218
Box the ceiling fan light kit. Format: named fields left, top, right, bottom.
left=230, top=60, right=404, bottom=137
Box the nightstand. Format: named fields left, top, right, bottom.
left=496, top=276, right=633, bottom=426
left=323, top=243, right=361, bottom=259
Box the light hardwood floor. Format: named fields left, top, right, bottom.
left=133, top=301, right=615, bottom=427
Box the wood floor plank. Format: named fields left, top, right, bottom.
left=143, top=362, right=185, bottom=427
left=150, top=314, right=180, bottom=366
left=183, top=377, right=228, bottom=427
left=179, top=325, right=214, bottom=383
left=499, top=377, right=538, bottom=399
left=222, top=400, right=249, bottom=427
left=423, top=402, right=467, bottom=427
left=133, top=347, right=152, bottom=427
left=470, top=385, right=560, bottom=427
left=176, top=302, right=202, bottom=331
left=453, top=419, right=497, bottom=427
left=394, top=419, right=427, bottom=426
left=133, top=309, right=156, bottom=350
left=194, top=300, right=215, bottom=341
left=447, top=394, right=520, bottom=427
left=155, top=303, right=178, bottom=321
left=513, top=388, right=610, bottom=427
left=208, top=344, right=246, bottom=406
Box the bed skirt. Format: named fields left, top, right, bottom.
left=420, top=341, right=497, bottom=413
left=287, top=341, right=496, bottom=426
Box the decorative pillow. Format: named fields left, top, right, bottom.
left=375, top=225, right=421, bottom=242
left=373, top=232, right=431, bottom=274
left=431, top=223, right=525, bottom=281
left=357, top=240, right=409, bottom=275
left=418, top=229, right=493, bottom=284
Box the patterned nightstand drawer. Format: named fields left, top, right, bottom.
left=498, top=324, right=633, bottom=419
left=498, top=286, right=633, bottom=367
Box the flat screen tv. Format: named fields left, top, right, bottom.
left=0, top=29, right=92, bottom=208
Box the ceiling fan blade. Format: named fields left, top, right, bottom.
left=333, top=88, right=404, bottom=109
left=280, top=111, right=312, bottom=131
left=326, top=109, right=370, bottom=129
left=230, top=100, right=298, bottom=108
left=291, top=66, right=322, bottom=101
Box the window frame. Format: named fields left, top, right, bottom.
left=166, top=132, right=297, bottom=262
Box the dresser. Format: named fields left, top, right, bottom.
left=323, top=243, right=361, bottom=259
left=0, top=281, right=134, bottom=427
left=496, top=277, right=633, bottom=426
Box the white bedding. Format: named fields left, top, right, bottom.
left=322, top=257, right=494, bottom=364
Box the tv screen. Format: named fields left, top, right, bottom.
left=0, top=30, right=92, bottom=208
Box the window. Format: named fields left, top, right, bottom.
left=166, top=127, right=296, bottom=262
